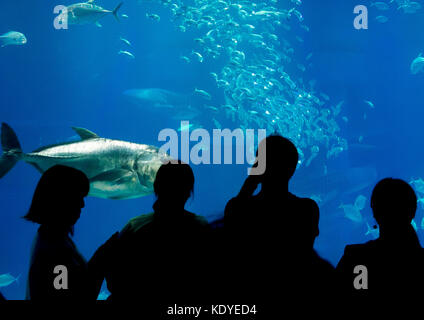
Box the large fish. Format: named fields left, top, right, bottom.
left=123, top=88, right=201, bottom=120
left=64, top=0, right=123, bottom=26
left=292, top=166, right=378, bottom=206
left=123, top=88, right=190, bottom=109
left=0, top=123, right=170, bottom=200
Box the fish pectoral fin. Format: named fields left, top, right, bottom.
left=90, top=169, right=139, bottom=185
left=71, top=127, right=100, bottom=140
left=95, top=21, right=102, bottom=28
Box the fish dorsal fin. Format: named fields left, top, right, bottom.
left=72, top=127, right=100, bottom=140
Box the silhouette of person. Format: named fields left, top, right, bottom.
left=24, top=165, right=116, bottom=301
left=223, top=135, right=333, bottom=302
left=105, top=160, right=210, bottom=304
left=0, top=291, right=5, bottom=301
left=336, top=178, right=424, bottom=296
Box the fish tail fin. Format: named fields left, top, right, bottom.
left=113, top=2, right=123, bottom=22
left=0, top=123, right=23, bottom=178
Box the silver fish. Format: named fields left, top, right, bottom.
left=0, top=123, right=170, bottom=200
left=118, top=50, right=135, bottom=59
left=0, top=31, right=27, bottom=47
left=65, top=1, right=123, bottom=26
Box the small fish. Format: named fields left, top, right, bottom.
left=371, top=2, right=390, bottom=10
left=119, top=37, right=131, bottom=46
left=146, top=13, right=160, bottom=21
left=180, top=55, right=190, bottom=63
left=192, top=51, right=204, bottom=63
left=398, top=2, right=422, bottom=13
left=411, top=53, right=424, bottom=74
left=194, top=88, right=212, bottom=100
left=364, top=100, right=375, bottom=108
left=194, top=38, right=205, bottom=45
left=118, top=50, right=135, bottom=59
left=376, top=15, right=389, bottom=23
left=121, top=14, right=129, bottom=19
left=0, top=274, right=20, bottom=287
left=205, top=105, right=219, bottom=113
left=0, top=31, right=27, bottom=47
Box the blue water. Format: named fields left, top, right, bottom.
left=1, top=0, right=424, bottom=299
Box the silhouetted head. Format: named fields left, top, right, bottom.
left=256, top=135, right=299, bottom=184
left=153, top=160, right=194, bottom=209
left=24, top=165, right=89, bottom=231
left=371, top=178, right=417, bottom=230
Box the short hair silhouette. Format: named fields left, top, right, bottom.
left=154, top=160, right=194, bottom=202
left=371, top=178, right=417, bottom=227
left=256, top=135, right=299, bottom=181
left=24, top=165, right=89, bottom=225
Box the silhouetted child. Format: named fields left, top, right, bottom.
left=25, top=165, right=116, bottom=301
left=336, top=178, right=424, bottom=296
left=105, top=160, right=210, bottom=304
left=223, top=135, right=333, bottom=301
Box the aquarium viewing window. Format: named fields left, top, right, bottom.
left=0, top=0, right=423, bottom=311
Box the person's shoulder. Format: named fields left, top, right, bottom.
left=224, top=195, right=259, bottom=223
left=122, top=213, right=155, bottom=234
left=184, top=210, right=210, bottom=227
left=225, top=196, right=245, bottom=209
left=294, top=195, right=319, bottom=208
left=224, top=196, right=242, bottom=217
left=225, top=194, right=257, bottom=211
